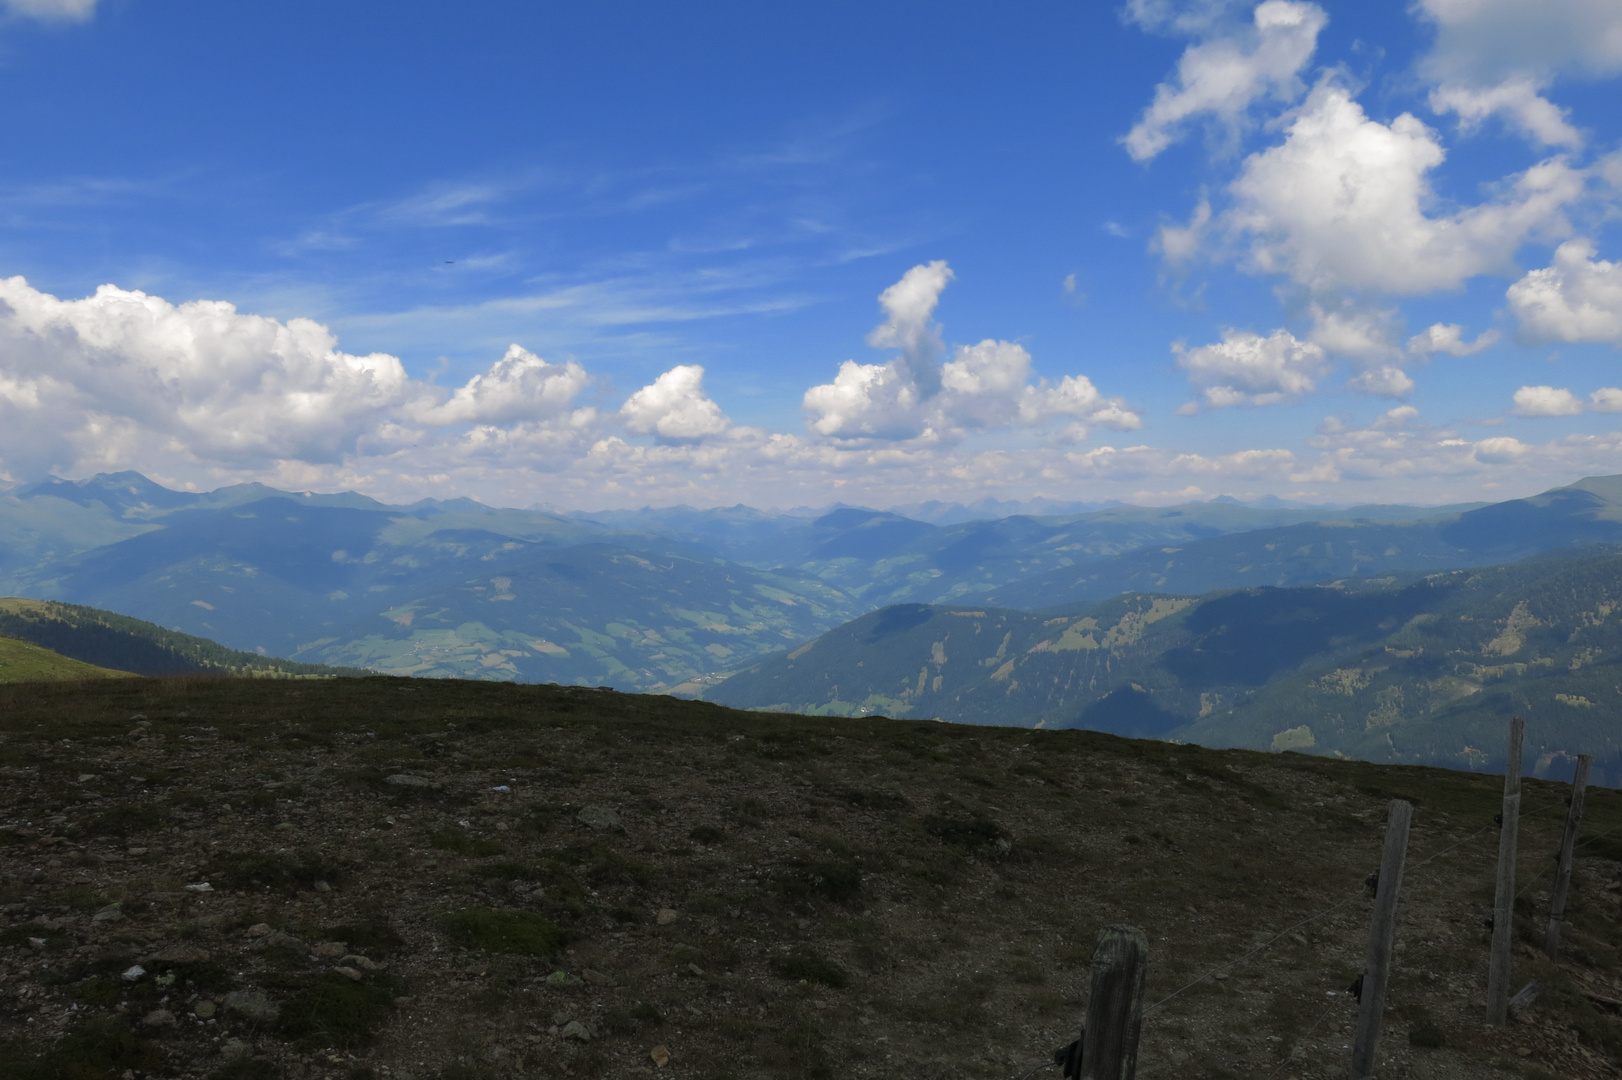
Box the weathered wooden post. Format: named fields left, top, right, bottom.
left=1486, top=716, right=1525, bottom=1025
left=1349, top=799, right=1412, bottom=1080
left=1079, top=925, right=1147, bottom=1080
left=1546, top=753, right=1592, bottom=959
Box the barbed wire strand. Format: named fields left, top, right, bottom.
left=1572, top=816, right=1622, bottom=855
left=1027, top=793, right=1582, bottom=1072
left=1145, top=888, right=1366, bottom=1015
left=1146, top=799, right=1560, bottom=1018
left=1406, top=818, right=1499, bottom=876
left=1264, top=993, right=1351, bottom=1080
left=1516, top=814, right=1622, bottom=903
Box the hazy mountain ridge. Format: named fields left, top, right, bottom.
left=759, top=500, right=1489, bottom=608
left=291, top=540, right=859, bottom=690
left=0, top=470, right=1616, bottom=702
left=0, top=487, right=863, bottom=692
left=983, top=480, right=1622, bottom=609
left=705, top=544, right=1622, bottom=779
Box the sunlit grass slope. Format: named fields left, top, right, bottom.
left=0, top=634, right=133, bottom=682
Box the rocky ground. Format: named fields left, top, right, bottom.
left=0, top=675, right=1620, bottom=1080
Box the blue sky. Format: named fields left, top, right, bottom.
left=1, top=0, right=1620, bottom=509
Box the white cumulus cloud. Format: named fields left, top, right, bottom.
left=1512, top=385, right=1584, bottom=416
left=0, top=277, right=415, bottom=470
left=1303, top=305, right=1418, bottom=398
left=1228, top=83, right=1584, bottom=294
left=1152, top=199, right=1213, bottom=273
left=1506, top=238, right=1622, bottom=344
left=1307, top=303, right=1399, bottom=362
left=1473, top=435, right=1532, bottom=464
left=1174, top=327, right=1327, bottom=408
left=1405, top=322, right=1501, bottom=357
left=802, top=361, right=924, bottom=440
left=412, top=344, right=590, bottom=427
left=619, top=365, right=731, bottom=441
left=1414, top=0, right=1622, bottom=85
left=803, top=263, right=1139, bottom=442
left=1511, top=384, right=1622, bottom=417
left=864, top=260, right=953, bottom=395
left=1428, top=79, right=1581, bottom=149
left=1346, top=366, right=1416, bottom=399
left=1123, top=0, right=1328, bottom=163
left=0, top=276, right=600, bottom=481
left=1414, top=0, right=1622, bottom=150
left=1590, top=387, right=1622, bottom=413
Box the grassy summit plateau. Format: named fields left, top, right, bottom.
left=0, top=676, right=1619, bottom=1079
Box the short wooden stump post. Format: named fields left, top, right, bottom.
left=1349, top=799, right=1413, bottom=1080
left=1080, top=925, right=1148, bottom=1080
left=1487, top=717, right=1525, bottom=1025
left=1547, top=754, right=1593, bottom=959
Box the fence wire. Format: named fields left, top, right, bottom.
left=1145, top=888, right=1366, bottom=1014
left=1145, top=795, right=1564, bottom=1018
left=1011, top=778, right=1599, bottom=1077
left=1264, top=992, right=1353, bottom=1080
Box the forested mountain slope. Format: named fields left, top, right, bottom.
left=707, top=545, right=1622, bottom=780
left=0, top=598, right=359, bottom=678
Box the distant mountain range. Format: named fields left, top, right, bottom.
left=5, top=468, right=1622, bottom=743
left=0, top=474, right=853, bottom=691
left=705, top=544, right=1622, bottom=781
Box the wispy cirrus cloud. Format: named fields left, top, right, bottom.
left=1, top=0, right=97, bottom=22
left=1123, top=1, right=1327, bottom=163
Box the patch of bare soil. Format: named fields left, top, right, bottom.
left=0, top=675, right=1619, bottom=1080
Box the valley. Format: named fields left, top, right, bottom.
left=6, top=471, right=1622, bottom=777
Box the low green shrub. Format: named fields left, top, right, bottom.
left=278, top=972, right=396, bottom=1047
left=922, top=813, right=1004, bottom=849
left=778, top=859, right=862, bottom=905
left=436, top=908, right=567, bottom=956
left=210, top=1059, right=282, bottom=1080
left=320, top=918, right=405, bottom=957
left=202, top=851, right=344, bottom=893
left=772, top=952, right=850, bottom=988
left=428, top=829, right=506, bottom=857
left=0, top=1018, right=164, bottom=1080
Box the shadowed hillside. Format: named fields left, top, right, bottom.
left=0, top=599, right=361, bottom=679
left=0, top=635, right=134, bottom=682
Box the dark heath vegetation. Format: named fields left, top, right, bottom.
left=0, top=675, right=1620, bottom=1078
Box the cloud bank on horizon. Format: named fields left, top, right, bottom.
left=2, top=0, right=1622, bottom=510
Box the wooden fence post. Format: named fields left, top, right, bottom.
left=1079, top=925, right=1147, bottom=1080
left=1546, top=754, right=1593, bottom=960
left=1486, top=716, right=1525, bottom=1025
left=1349, top=799, right=1412, bottom=1080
